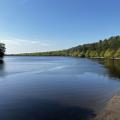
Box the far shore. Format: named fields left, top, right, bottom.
left=91, top=57, right=120, bottom=60
left=4, top=55, right=120, bottom=60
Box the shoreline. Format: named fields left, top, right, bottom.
left=95, top=92, right=120, bottom=120
left=88, top=56, right=120, bottom=60
left=4, top=55, right=120, bottom=60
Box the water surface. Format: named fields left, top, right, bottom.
left=0, top=56, right=120, bottom=120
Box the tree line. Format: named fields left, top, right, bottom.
left=18, top=35, right=120, bottom=59
left=0, top=43, right=5, bottom=57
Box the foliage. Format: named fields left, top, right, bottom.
left=0, top=43, right=5, bottom=57
left=67, top=35, right=120, bottom=59
left=18, top=35, right=120, bottom=59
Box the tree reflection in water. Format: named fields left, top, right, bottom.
left=0, top=60, right=5, bottom=77
left=97, top=59, right=120, bottom=79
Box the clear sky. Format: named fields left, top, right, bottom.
left=0, top=0, right=120, bottom=54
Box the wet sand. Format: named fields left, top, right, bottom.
left=95, top=93, right=120, bottom=120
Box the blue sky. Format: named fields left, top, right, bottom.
left=0, top=0, right=120, bottom=54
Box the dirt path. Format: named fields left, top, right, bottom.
left=95, top=93, right=120, bottom=120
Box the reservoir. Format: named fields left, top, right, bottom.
left=0, top=56, right=120, bottom=120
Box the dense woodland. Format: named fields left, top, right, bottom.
left=0, top=43, right=5, bottom=57
left=67, top=35, right=120, bottom=58
left=19, top=36, right=120, bottom=59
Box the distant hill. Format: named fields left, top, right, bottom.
left=18, top=35, right=120, bottom=59
left=0, top=43, right=5, bottom=57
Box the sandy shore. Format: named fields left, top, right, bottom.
left=95, top=93, right=120, bottom=120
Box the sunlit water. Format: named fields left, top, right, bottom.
left=0, top=56, right=120, bottom=120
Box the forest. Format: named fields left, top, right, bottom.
left=18, top=35, right=120, bottom=59
left=67, top=35, right=120, bottom=58
left=0, top=43, right=5, bottom=57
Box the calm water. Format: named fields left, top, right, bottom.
left=0, top=56, right=120, bottom=120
